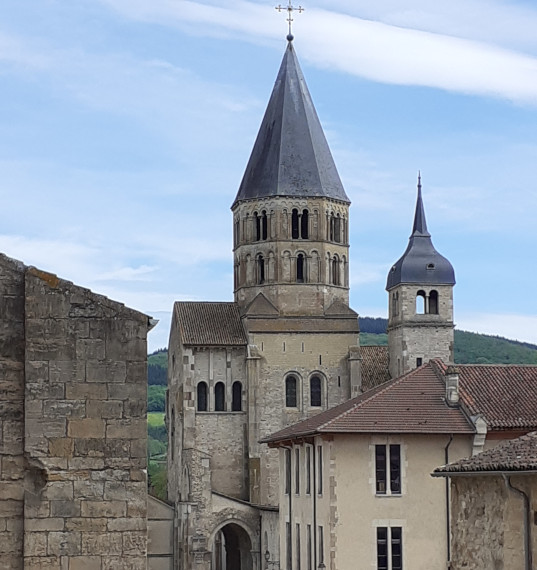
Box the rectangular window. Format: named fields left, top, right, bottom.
left=306, top=447, right=311, bottom=495
left=307, top=525, right=312, bottom=570
left=285, top=449, right=291, bottom=495
left=318, top=526, right=324, bottom=565
left=317, top=445, right=323, bottom=495
left=295, top=448, right=300, bottom=495
left=296, top=523, right=301, bottom=570
left=375, top=444, right=401, bottom=495
left=377, top=527, right=403, bottom=570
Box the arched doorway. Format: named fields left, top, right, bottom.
left=213, top=522, right=253, bottom=570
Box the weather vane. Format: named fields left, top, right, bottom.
left=275, top=1, right=304, bottom=41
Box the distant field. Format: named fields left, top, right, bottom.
left=148, top=412, right=165, bottom=427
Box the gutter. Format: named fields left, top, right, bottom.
left=444, top=435, right=454, bottom=563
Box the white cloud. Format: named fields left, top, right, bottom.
left=456, top=312, right=537, bottom=346
left=95, top=0, right=537, bottom=104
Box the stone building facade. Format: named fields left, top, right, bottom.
left=166, top=39, right=459, bottom=570
left=0, top=253, right=152, bottom=570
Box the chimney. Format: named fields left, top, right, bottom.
left=445, top=365, right=460, bottom=407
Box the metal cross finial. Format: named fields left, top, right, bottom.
left=275, top=1, right=304, bottom=41
left=418, top=170, right=422, bottom=192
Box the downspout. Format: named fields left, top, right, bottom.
left=313, top=443, right=317, bottom=570
left=503, top=475, right=532, bottom=570
left=282, top=445, right=293, bottom=570
left=444, top=434, right=454, bottom=564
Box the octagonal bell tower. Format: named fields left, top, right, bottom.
left=231, top=41, right=351, bottom=317
left=386, top=175, right=455, bottom=378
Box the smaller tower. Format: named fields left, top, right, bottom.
left=386, top=175, right=455, bottom=378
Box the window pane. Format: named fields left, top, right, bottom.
left=215, top=382, right=225, bottom=411
left=197, top=382, right=207, bottom=412
left=286, top=376, right=297, bottom=407
left=317, top=446, right=323, bottom=495
left=377, top=527, right=388, bottom=570
left=306, top=447, right=311, bottom=494
left=285, top=449, right=291, bottom=494
left=232, top=381, right=242, bottom=412
left=295, top=448, right=300, bottom=495
left=375, top=445, right=387, bottom=494
left=391, top=527, right=403, bottom=570
left=310, top=376, right=321, bottom=407
left=390, top=444, right=401, bottom=494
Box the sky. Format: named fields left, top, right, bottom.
left=1, top=0, right=537, bottom=352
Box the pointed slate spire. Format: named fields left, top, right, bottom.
left=232, top=42, right=349, bottom=207
left=386, top=175, right=455, bottom=290
left=412, top=172, right=430, bottom=237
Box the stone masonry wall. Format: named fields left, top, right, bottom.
left=0, top=255, right=26, bottom=570
left=22, top=267, right=149, bottom=570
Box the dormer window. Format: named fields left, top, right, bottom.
left=427, top=263, right=435, bottom=270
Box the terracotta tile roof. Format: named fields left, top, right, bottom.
left=434, top=431, right=537, bottom=474
left=262, top=363, right=474, bottom=444
left=174, top=302, right=247, bottom=346
left=432, top=361, right=537, bottom=431
left=361, top=345, right=390, bottom=391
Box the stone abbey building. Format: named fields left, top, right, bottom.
left=166, top=38, right=457, bottom=570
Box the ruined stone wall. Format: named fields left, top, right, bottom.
left=0, top=255, right=26, bottom=570
left=449, top=475, right=536, bottom=570
left=22, top=267, right=149, bottom=570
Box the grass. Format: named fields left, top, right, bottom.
left=148, top=412, right=165, bottom=427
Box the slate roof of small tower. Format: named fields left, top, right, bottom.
left=386, top=175, right=455, bottom=290
left=232, top=40, right=350, bottom=207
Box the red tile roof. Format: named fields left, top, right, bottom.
left=432, top=361, right=537, bottom=431
left=262, top=363, right=474, bottom=444
left=174, top=302, right=247, bottom=346
left=434, top=431, right=537, bottom=474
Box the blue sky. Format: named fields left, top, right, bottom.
left=2, top=0, right=537, bottom=351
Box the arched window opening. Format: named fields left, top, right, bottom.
left=234, top=218, right=240, bottom=246
left=254, top=212, right=261, bottom=242
left=262, top=210, right=268, bottom=240
left=332, top=256, right=340, bottom=286
left=257, top=255, right=265, bottom=284
left=329, top=213, right=334, bottom=241
left=334, top=214, right=341, bottom=243
left=392, top=292, right=399, bottom=317
left=310, top=376, right=322, bottom=407
left=429, top=290, right=439, bottom=315
left=416, top=290, right=426, bottom=314
left=197, top=382, right=208, bottom=412
left=297, top=254, right=305, bottom=283
left=292, top=209, right=300, bottom=239
left=286, top=376, right=297, bottom=407
left=301, top=209, right=309, bottom=239
left=232, top=381, right=242, bottom=411
left=215, top=382, right=225, bottom=411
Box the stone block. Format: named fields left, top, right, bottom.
left=68, top=457, right=105, bottom=470
left=69, top=556, right=101, bottom=570
left=129, top=469, right=146, bottom=482
left=106, top=420, right=146, bottom=440
left=44, top=399, right=86, bottom=419
left=65, top=518, right=107, bottom=532
left=122, top=398, right=145, bottom=418
left=80, top=500, right=126, bottom=518
left=24, top=361, right=49, bottom=384
left=122, top=531, right=146, bottom=555
left=108, top=383, right=145, bottom=402
left=24, top=531, right=47, bottom=556
left=107, top=517, right=146, bottom=531
left=48, top=531, right=81, bottom=556
left=43, top=481, right=74, bottom=501
left=0, top=499, right=23, bottom=517
left=27, top=418, right=67, bottom=440
left=129, top=439, right=146, bottom=459
left=49, top=361, right=86, bottom=384
left=25, top=517, right=65, bottom=531
left=0, top=481, right=23, bottom=500
left=68, top=419, right=105, bottom=439
left=102, top=440, right=130, bottom=458
left=126, top=495, right=146, bottom=518
left=23, top=556, right=61, bottom=569
left=86, top=399, right=123, bottom=419
left=65, top=384, right=107, bottom=400
left=86, top=361, right=126, bottom=384
left=90, top=469, right=130, bottom=482
left=81, top=532, right=122, bottom=555
left=24, top=500, right=50, bottom=518
left=0, top=455, right=25, bottom=480
left=26, top=381, right=65, bottom=400
left=76, top=339, right=105, bottom=360
left=51, top=500, right=81, bottom=517
left=49, top=438, right=75, bottom=458
left=101, top=556, right=147, bottom=570
left=73, top=480, right=104, bottom=499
